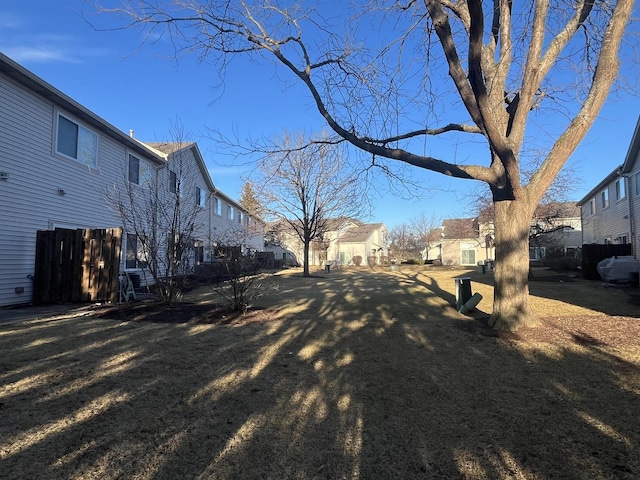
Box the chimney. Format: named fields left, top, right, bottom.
left=129, top=129, right=134, bottom=138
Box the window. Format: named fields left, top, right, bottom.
left=460, top=242, right=476, bottom=265
left=616, top=235, right=629, bottom=244
left=194, top=240, right=204, bottom=265
left=529, top=246, right=546, bottom=261
left=169, top=170, right=177, bottom=194
left=125, top=234, right=147, bottom=269
left=167, top=234, right=184, bottom=264
left=635, top=172, right=640, bottom=196
left=589, top=198, right=596, bottom=216
left=616, top=178, right=626, bottom=200
left=55, top=113, right=98, bottom=168
left=601, top=189, right=609, bottom=209
left=228, top=205, right=235, bottom=221
left=238, top=211, right=243, bottom=224
left=213, top=197, right=222, bottom=216
left=196, top=186, right=205, bottom=207
left=128, top=154, right=151, bottom=186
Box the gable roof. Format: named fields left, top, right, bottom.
left=576, top=165, right=622, bottom=206
left=0, top=53, right=164, bottom=165
left=441, top=218, right=478, bottom=239
left=144, top=141, right=215, bottom=193
left=534, top=201, right=580, bottom=219
left=339, top=223, right=385, bottom=243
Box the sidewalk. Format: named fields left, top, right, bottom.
left=0, top=304, right=96, bottom=326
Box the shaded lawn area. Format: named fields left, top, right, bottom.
left=1, top=266, right=639, bottom=479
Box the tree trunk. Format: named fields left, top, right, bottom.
left=302, top=238, right=310, bottom=276
left=488, top=200, right=540, bottom=331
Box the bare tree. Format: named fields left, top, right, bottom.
left=389, top=224, right=422, bottom=263
left=409, top=213, right=443, bottom=262
left=102, top=1, right=635, bottom=330
left=203, top=223, right=266, bottom=312
left=255, top=132, right=365, bottom=276
left=106, top=131, right=205, bottom=305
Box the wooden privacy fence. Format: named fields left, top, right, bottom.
left=581, top=243, right=633, bottom=281
left=33, top=228, right=122, bottom=304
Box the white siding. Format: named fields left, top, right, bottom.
left=580, top=177, right=631, bottom=246
left=0, top=73, right=152, bottom=306
left=627, top=153, right=640, bottom=256
left=0, top=61, right=262, bottom=306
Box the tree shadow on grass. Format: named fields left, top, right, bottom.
left=0, top=269, right=638, bottom=479
left=434, top=266, right=640, bottom=319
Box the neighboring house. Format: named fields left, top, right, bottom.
left=528, top=202, right=582, bottom=260
left=328, top=222, right=389, bottom=266
left=427, top=218, right=486, bottom=266
left=0, top=53, right=261, bottom=307
left=425, top=204, right=582, bottom=266
left=145, top=142, right=264, bottom=258
left=264, top=218, right=389, bottom=267
left=577, top=117, right=640, bottom=254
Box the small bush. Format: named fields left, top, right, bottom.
left=544, top=255, right=581, bottom=272
left=353, top=255, right=363, bottom=266
left=402, top=258, right=421, bottom=265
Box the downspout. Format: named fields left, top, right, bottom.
left=208, top=190, right=214, bottom=261
left=622, top=174, right=635, bottom=256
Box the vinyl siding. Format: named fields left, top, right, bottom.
left=1, top=62, right=262, bottom=306
left=0, top=74, right=143, bottom=306
left=580, top=177, right=631, bottom=245
left=628, top=151, right=640, bottom=255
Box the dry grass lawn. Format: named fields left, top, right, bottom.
left=1, top=266, right=639, bottom=479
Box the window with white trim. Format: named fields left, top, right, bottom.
left=213, top=197, right=222, bottom=216
left=616, top=178, right=626, bottom=200
left=589, top=198, right=596, bottom=216
left=228, top=205, right=235, bottom=221
left=194, top=240, right=204, bottom=265
left=125, top=234, right=148, bottom=269
left=196, top=186, right=206, bottom=207
left=635, top=172, right=640, bottom=196
left=128, top=154, right=151, bottom=186
left=55, top=113, right=98, bottom=168
left=616, top=234, right=628, bottom=244
left=529, top=246, right=546, bottom=261
left=601, top=189, right=609, bottom=209
left=460, top=242, right=476, bottom=265
left=169, top=170, right=177, bottom=194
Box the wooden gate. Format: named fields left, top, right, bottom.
left=33, top=228, right=122, bottom=304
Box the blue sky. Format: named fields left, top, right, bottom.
left=2, top=1, right=639, bottom=229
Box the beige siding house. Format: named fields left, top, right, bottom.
left=432, top=218, right=487, bottom=266
left=264, top=219, right=389, bottom=267
left=328, top=222, right=389, bottom=266
left=426, top=204, right=582, bottom=266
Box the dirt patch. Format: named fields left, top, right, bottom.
left=1, top=267, right=639, bottom=479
